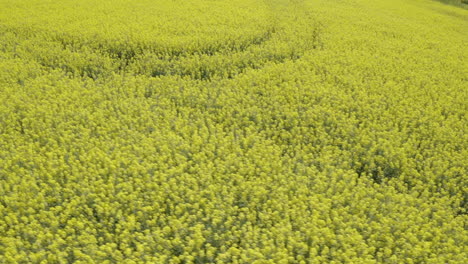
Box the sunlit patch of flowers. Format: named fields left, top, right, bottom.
left=0, top=0, right=466, bottom=263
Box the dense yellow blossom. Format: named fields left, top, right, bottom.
left=0, top=0, right=467, bottom=263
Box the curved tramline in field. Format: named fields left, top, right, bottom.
left=0, top=0, right=322, bottom=81
left=0, top=0, right=467, bottom=263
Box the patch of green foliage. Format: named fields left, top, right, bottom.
left=433, top=0, right=468, bottom=9
left=0, top=0, right=467, bottom=263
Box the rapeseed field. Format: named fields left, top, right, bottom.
left=0, top=0, right=467, bottom=263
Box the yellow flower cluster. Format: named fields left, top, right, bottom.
left=0, top=0, right=466, bottom=263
